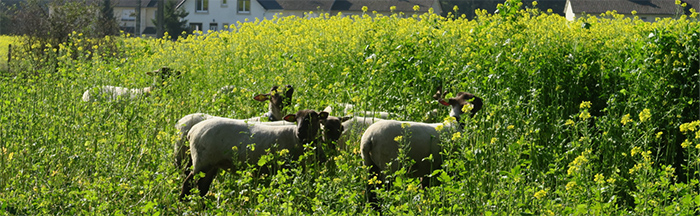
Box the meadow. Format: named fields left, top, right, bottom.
left=1, top=1, right=700, bottom=214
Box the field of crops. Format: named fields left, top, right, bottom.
left=1, top=2, right=700, bottom=214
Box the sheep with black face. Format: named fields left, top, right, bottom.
left=173, top=85, right=294, bottom=173
left=179, top=109, right=329, bottom=200
left=360, top=87, right=483, bottom=211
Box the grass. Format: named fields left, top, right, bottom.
left=1, top=2, right=700, bottom=214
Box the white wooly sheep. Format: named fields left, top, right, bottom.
left=328, top=116, right=385, bottom=150
left=179, top=109, right=329, bottom=200
left=360, top=87, right=483, bottom=210
left=173, top=85, right=295, bottom=172
left=324, top=103, right=400, bottom=119
left=81, top=66, right=180, bottom=102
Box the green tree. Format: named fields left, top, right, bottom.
left=99, top=0, right=119, bottom=36
left=155, top=0, right=189, bottom=40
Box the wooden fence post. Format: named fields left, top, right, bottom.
left=7, top=44, right=11, bottom=74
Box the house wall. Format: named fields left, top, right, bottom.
left=115, top=7, right=157, bottom=35
left=181, top=0, right=266, bottom=31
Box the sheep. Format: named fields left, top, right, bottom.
left=179, top=109, right=329, bottom=200
left=324, top=103, right=400, bottom=119
left=329, top=116, right=385, bottom=150
left=360, top=87, right=483, bottom=210
left=81, top=66, right=180, bottom=102
left=173, top=85, right=295, bottom=172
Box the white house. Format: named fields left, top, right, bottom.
left=115, top=0, right=160, bottom=36
left=175, top=0, right=443, bottom=32
left=564, top=0, right=700, bottom=22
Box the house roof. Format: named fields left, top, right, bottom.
left=439, top=0, right=567, bottom=18
left=258, top=0, right=335, bottom=11
left=567, top=0, right=700, bottom=15
left=330, top=0, right=437, bottom=12
left=115, top=0, right=159, bottom=8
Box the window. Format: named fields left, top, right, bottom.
left=122, top=9, right=135, bottom=21
left=190, top=23, right=203, bottom=32
left=238, top=0, right=250, bottom=13
left=222, top=0, right=227, bottom=6
left=196, top=0, right=208, bottom=12
left=209, top=23, right=218, bottom=31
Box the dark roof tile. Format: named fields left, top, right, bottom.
left=331, top=0, right=437, bottom=12
left=568, top=0, right=700, bottom=15
left=258, top=0, right=335, bottom=11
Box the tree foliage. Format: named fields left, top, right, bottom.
left=156, top=0, right=189, bottom=40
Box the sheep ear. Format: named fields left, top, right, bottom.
left=319, top=111, right=329, bottom=120
left=283, top=114, right=297, bottom=122
left=254, top=94, right=270, bottom=102
left=438, top=99, right=451, bottom=106
left=339, top=116, right=352, bottom=122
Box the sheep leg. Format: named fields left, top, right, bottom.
left=197, top=167, right=219, bottom=197
left=180, top=171, right=196, bottom=201
left=366, top=165, right=383, bottom=212
left=174, top=136, right=191, bottom=176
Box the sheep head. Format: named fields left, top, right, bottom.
left=146, top=66, right=182, bottom=87
left=320, top=116, right=349, bottom=146
left=283, top=110, right=328, bottom=145
left=434, top=87, right=483, bottom=119
left=254, top=85, right=294, bottom=121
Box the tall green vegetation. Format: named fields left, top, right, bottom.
left=1, top=0, right=699, bottom=214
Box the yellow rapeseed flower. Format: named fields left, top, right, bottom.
left=443, top=116, right=457, bottom=125
left=462, top=104, right=473, bottom=113
left=534, top=189, right=546, bottom=199
left=566, top=181, right=577, bottom=191
left=631, top=146, right=641, bottom=156
left=565, top=119, right=575, bottom=126
left=579, top=101, right=592, bottom=109
left=578, top=110, right=591, bottom=120
left=680, top=121, right=700, bottom=133
left=394, top=136, right=403, bottom=142
left=413, top=5, right=420, bottom=11
left=681, top=139, right=691, bottom=148
left=594, top=173, right=605, bottom=184
left=407, top=184, right=418, bottom=192
left=368, top=176, right=381, bottom=185
left=621, top=114, right=633, bottom=125
left=507, top=125, right=514, bottom=130
left=451, top=132, right=461, bottom=141
left=435, top=124, right=444, bottom=131
left=639, top=108, right=651, bottom=122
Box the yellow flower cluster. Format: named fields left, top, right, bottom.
left=451, top=132, right=462, bottom=141
left=621, top=114, right=633, bottom=126
left=680, top=120, right=700, bottom=133
left=639, top=108, right=651, bottom=122
left=534, top=189, right=547, bottom=199
left=579, top=101, right=592, bottom=109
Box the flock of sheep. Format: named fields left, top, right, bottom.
left=81, top=68, right=483, bottom=211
